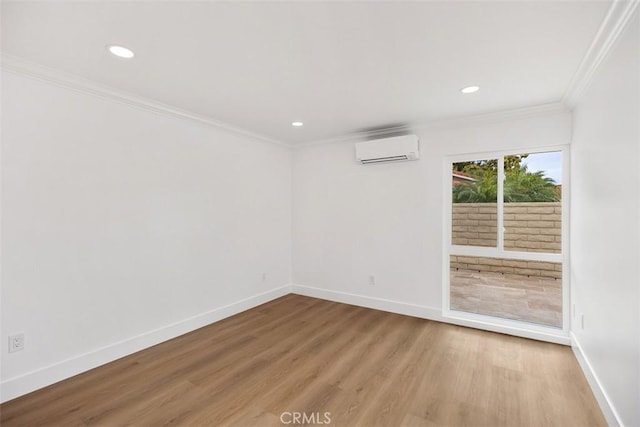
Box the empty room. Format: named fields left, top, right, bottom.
left=1, top=1, right=638, bottom=426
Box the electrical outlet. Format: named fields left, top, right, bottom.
left=262, top=272, right=267, bottom=283
left=9, top=333, right=24, bottom=353
left=580, top=314, right=585, bottom=330
left=368, top=275, right=376, bottom=286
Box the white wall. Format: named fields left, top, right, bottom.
left=292, top=111, right=571, bottom=316
left=0, top=71, right=292, bottom=401
left=571, top=11, right=639, bottom=427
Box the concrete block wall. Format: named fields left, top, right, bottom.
left=451, top=204, right=497, bottom=247
left=451, top=202, right=561, bottom=278
left=503, top=203, right=561, bottom=253
left=452, top=202, right=561, bottom=253
left=450, top=255, right=562, bottom=279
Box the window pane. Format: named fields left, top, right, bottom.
left=503, top=152, right=562, bottom=253
left=452, top=160, right=498, bottom=247
left=450, top=255, right=562, bottom=328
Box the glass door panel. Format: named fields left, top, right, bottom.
left=450, top=255, right=562, bottom=327
left=448, top=150, right=565, bottom=330
left=452, top=160, right=498, bottom=247
left=504, top=152, right=562, bottom=254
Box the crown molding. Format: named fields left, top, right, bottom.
left=295, top=102, right=569, bottom=149
left=563, top=0, right=639, bottom=107
left=297, top=0, right=640, bottom=151
left=0, top=53, right=291, bottom=149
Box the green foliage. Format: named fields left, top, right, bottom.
left=453, top=155, right=528, bottom=176
left=453, top=161, right=559, bottom=203
left=503, top=167, right=559, bottom=202
left=452, top=169, right=498, bottom=202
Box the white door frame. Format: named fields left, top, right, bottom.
left=442, top=145, right=570, bottom=343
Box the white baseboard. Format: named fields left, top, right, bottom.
left=0, top=284, right=292, bottom=403
left=1, top=283, right=580, bottom=405
left=570, top=332, right=622, bottom=427
left=291, top=284, right=442, bottom=320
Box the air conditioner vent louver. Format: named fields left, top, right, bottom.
left=360, top=155, right=409, bottom=164
left=355, top=135, right=420, bottom=165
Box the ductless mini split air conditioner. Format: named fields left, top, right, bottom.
left=355, top=134, right=420, bottom=164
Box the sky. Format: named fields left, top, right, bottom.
left=522, top=151, right=562, bottom=184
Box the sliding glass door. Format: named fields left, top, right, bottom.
left=445, top=148, right=568, bottom=334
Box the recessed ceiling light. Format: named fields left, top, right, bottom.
left=107, top=45, right=135, bottom=59
left=461, top=85, right=480, bottom=94
left=291, top=121, right=304, bottom=127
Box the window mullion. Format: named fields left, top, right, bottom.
left=497, top=157, right=505, bottom=251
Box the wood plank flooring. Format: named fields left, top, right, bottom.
left=0, top=294, right=606, bottom=426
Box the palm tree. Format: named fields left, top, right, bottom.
left=504, top=166, right=559, bottom=202
left=452, top=165, right=559, bottom=203
left=452, top=169, right=497, bottom=202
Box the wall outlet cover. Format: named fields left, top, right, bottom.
left=9, top=333, right=25, bottom=353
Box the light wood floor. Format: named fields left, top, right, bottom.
left=0, top=294, right=605, bottom=426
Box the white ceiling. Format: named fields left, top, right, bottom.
left=1, top=1, right=611, bottom=144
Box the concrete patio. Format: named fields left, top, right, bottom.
left=450, top=269, right=562, bottom=328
